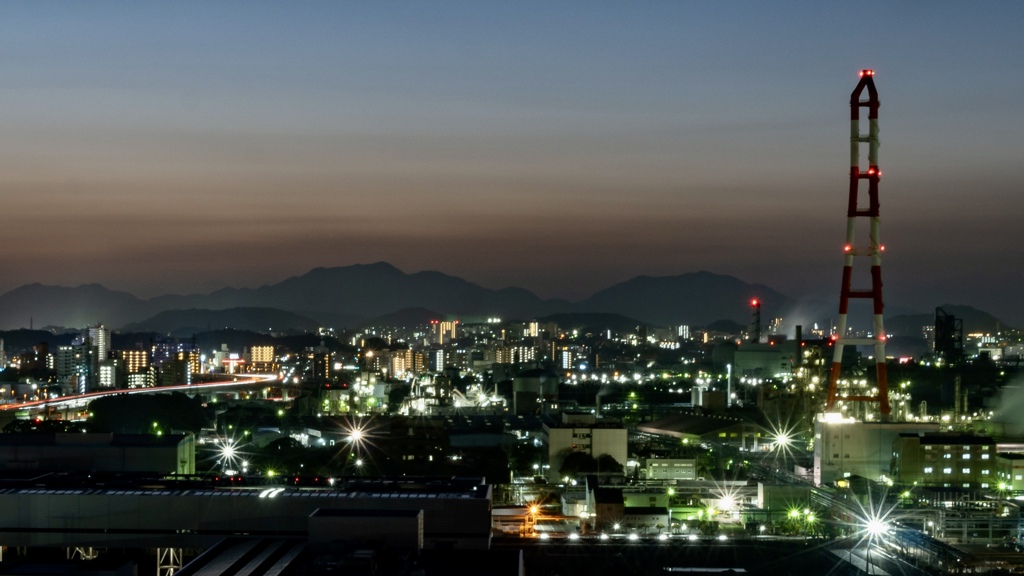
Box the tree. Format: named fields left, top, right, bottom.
left=559, top=451, right=598, bottom=478
left=507, top=439, right=545, bottom=473
left=596, top=454, right=624, bottom=475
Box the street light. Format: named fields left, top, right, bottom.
left=863, top=517, right=888, bottom=575
left=866, top=518, right=887, bottom=538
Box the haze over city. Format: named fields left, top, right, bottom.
left=2, top=2, right=1022, bottom=325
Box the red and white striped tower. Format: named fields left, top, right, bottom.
left=824, top=70, right=890, bottom=417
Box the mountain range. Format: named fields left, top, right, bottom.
left=0, top=262, right=1011, bottom=336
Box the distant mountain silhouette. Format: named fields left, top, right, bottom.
left=361, top=307, right=446, bottom=329
left=536, top=313, right=648, bottom=333
left=0, top=264, right=1013, bottom=338
left=886, top=304, right=1008, bottom=337
left=576, top=271, right=792, bottom=327
left=146, top=262, right=562, bottom=323
left=122, top=308, right=321, bottom=337
left=0, top=284, right=145, bottom=329
left=0, top=329, right=77, bottom=352
left=706, top=319, right=746, bottom=334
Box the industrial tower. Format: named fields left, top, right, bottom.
left=748, top=298, right=761, bottom=343
left=824, top=70, right=890, bottom=416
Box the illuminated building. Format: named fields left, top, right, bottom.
left=428, top=349, right=445, bottom=372
left=813, top=415, right=938, bottom=486
left=528, top=321, right=539, bottom=338
left=430, top=320, right=458, bottom=345
left=55, top=345, right=93, bottom=393
left=118, top=349, right=149, bottom=374
left=496, top=346, right=536, bottom=365
left=87, top=324, right=110, bottom=361
left=249, top=345, right=274, bottom=364
left=127, top=370, right=154, bottom=389
left=645, top=458, right=697, bottom=481
left=389, top=352, right=409, bottom=378
left=157, top=351, right=198, bottom=386
left=151, top=341, right=197, bottom=368
left=892, top=433, right=995, bottom=489
left=98, top=359, right=121, bottom=389
left=180, top=350, right=200, bottom=376
left=678, top=325, right=690, bottom=339
left=246, top=345, right=277, bottom=372
left=996, top=454, right=1024, bottom=491
left=559, top=349, right=574, bottom=370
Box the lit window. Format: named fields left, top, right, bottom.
left=962, top=468, right=970, bottom=474
left=924, top=467, right=933, bottom=474
left=924, top=445, right=933, bottom=451
left=1016, top=475, right=1022, bottom=481
left=982, top=483, right=989, bottom=488
left=943, top=468, right=952, bottom=474
left=981, top=454, right=990, bottom=460
left=963, top=483, right=970, bottom=488
left=943, top=454, right=952, bottom=459
left=982, top=470, right=990, bottom=475
left=962, top=454, right=971, bottom=460
left=963, top=446, right=971, bottom=451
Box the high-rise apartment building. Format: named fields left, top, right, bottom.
left=98, top=359, right=121, bottom=389
left=427, top=349, right=445, bottom=372
left=55, top=345, right=88, bottom=392
left=87, top=325, right=111, bottom=361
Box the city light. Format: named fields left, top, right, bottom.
left=866, top=518, right=887, bottom=537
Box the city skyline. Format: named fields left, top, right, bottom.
left=2, top=3, right=1023, bottom=325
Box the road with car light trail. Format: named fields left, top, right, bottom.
left=0, top=373, right=282, bottom=417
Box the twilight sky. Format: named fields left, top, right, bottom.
left=2, top=2, right=1023, bottom=325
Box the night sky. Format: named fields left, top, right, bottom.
left=2, top=2, right=1023, bottom=324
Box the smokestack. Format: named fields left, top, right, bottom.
left=825, top=69, right=891, bottom=419
left=748, top=299, right=761, bottom=343
left=794, top=325, right=803, bottom=368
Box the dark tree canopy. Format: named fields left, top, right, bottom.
left=88, top=392, right=209, bottom=434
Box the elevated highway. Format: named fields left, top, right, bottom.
left=0, top=374, right=282, bottom=419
